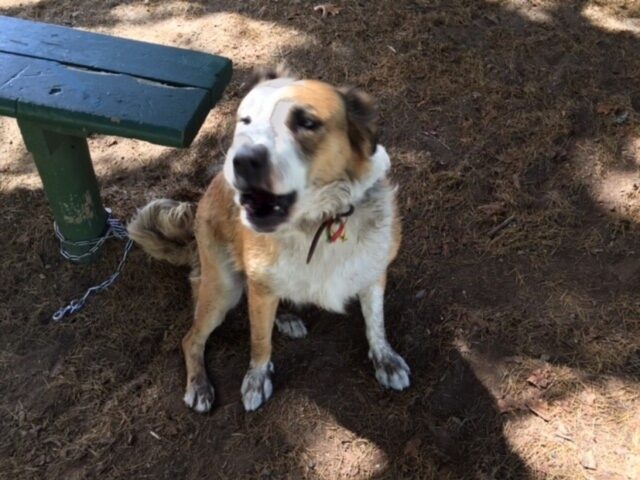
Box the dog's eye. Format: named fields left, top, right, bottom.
left=239, top=116, right=251, bottom=125
left=296, top=115, right=320, bottom=130
left=298, top=116, right=320, bottom=130
left=289, top=108, right=323, bottom=134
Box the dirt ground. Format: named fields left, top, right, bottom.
left=2, top=0, right=640, bottom=478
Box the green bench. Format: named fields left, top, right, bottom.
left=0, top=15, right=232, bottom=261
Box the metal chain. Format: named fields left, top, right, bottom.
left=52, top=208, right=133, bottom=321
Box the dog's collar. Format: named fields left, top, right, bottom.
left=306, top=205, right=355, bottom=264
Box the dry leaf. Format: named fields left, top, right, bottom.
left=526, top=398, right=553, bottom=422
left=554, top=422, right=573, bottom=442
left=609, top=258, right=640, bottom=284
left=526, top=368, right=553, bottom=390
left=478, top=202, right=506, bottom=216
left=580, top=449, right=597, bottom=470
left=497, top=395, right=518, bottom=414
left=483, top=13, right=499, bottom=25
left=580, top=389, right=597, bottom=406
left=16, top=233, right=30, bottom=244
left=313, top=3, right=342, bottom=17
left=466, top=312, right=489, bottom=329
left=403, top=436, right=422, bottom=458
left=49, top=358, right=64, bottom=378
left=504, top=355, right=524, bottom=364
left=596, top=102, right=615, bottom=115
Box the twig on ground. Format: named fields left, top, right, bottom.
left=488, top=215, right=517, bottom=238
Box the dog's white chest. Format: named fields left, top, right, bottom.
left=268, top=214, right=394, bottom=312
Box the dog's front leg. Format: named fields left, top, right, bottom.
left=241, top=281, right=278, bottom=411
left=359, top=277, right=411, bottom=390
left=182, top=280, right=232, bottom=413
left=182, top=250, right=242, bottom=413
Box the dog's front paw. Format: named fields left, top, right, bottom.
left=241, top=362, right=274, bottom=411
left=184, top=375, right=215, bottom=413
left=276, top=314, right=308, bottom=339
left=369, top=348, right=411, bottom=391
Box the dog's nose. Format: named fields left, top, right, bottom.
left=233, top=145, right=270, bottom=189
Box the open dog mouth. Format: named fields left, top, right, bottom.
left=239, top=188, right=297, bottom=232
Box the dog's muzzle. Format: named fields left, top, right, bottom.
left=232, top=145, right=296, bottom=232
left=233, top=144, right=271, bottom=191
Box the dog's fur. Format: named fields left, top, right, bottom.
left=128, top=68, right=410, bottom=412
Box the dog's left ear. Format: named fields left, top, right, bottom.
left=339, top=87, right=378, bottom=157
left=248, top=64, right=294, bottom=89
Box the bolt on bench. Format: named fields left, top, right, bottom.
left=0, top=15, right=232, bottom=262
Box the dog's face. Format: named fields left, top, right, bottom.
left=224, top=68, right=388, bottom=233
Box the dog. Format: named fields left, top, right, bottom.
left=128, top=67, right=410, bottom=412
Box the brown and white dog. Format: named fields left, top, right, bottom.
left=128, top=67, right=410, bottom=412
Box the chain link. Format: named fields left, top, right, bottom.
left=52, top=208, right=133, bottom=321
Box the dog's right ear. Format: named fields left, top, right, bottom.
left=339, top=86, right=378, bottom=158
left=248, top=64, right=294, bottom=89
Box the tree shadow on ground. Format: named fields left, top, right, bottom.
left=0, top=125, right=531, bottom=480
left=2, top=0, right=640, bottom=478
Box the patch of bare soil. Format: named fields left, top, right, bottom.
left=2, top=1, right=640, bottom=478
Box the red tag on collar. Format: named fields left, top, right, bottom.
left=327, top=219, right=347, bottom=243
left=306, top=205, right=355, bottom=263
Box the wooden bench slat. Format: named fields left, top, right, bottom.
left=0, top=64, right=21, bottom=116
left=0, top=15, right=232, bottom=98
left=1, top=51, right=211, bottom=147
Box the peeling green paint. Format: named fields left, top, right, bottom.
left=62, top=191, right=96, bottom=224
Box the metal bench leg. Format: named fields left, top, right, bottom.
left=18, top=119, right=108, bottom=263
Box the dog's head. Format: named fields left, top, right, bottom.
left=223, top=66, right=390, bottom=233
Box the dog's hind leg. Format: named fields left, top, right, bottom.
left=182, top=249, right=241, bottom=413
left=359, top=276, right=411, bottom=391
left=241, top=281, right=279, bottom=411
left=275, top=313, right=308, bottom=339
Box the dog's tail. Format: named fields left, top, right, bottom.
left=128, top=199, right=196, bottom=266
